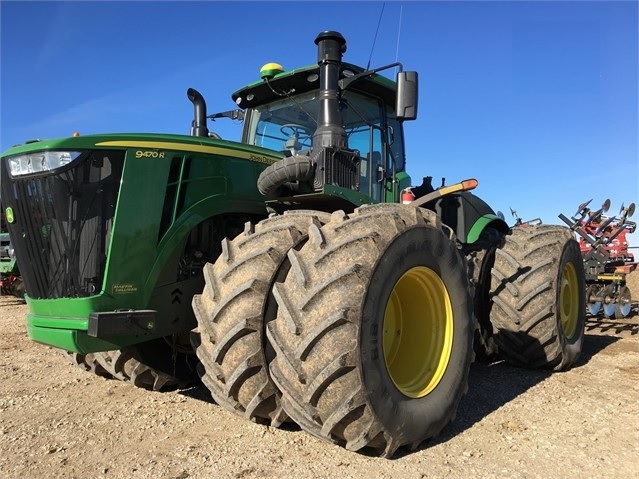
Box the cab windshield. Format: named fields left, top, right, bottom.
left=244, top=89, right=406, bottom=201
left=246, top=91, right=403, bottom=162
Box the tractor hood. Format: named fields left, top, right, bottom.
left=1, top=133, right=282, bottom=170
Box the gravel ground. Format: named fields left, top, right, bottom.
left=0, top=272, right=638, bottom=479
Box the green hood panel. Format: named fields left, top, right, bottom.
left=1, top=133, right=282, bottom=166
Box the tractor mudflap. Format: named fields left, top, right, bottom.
left=267, top=204, right=474, bottom=457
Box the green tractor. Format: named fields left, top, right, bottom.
left=0, top=31, right=585, bottom=456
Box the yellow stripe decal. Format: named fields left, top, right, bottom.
left=94, top=140, right=280, bottom=165
left=596, top=274, right=624, bottom=281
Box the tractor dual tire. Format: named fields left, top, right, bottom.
left=191, top=211, right=330, bottom=426
left=267, top=204, right=475, bottom=457
left=489, top=225, right=585, bottom=371
left=64, top=351, right=111, bottom=378
left=467, top=227, right=505, bottom=363
left=64, top=336, right=198, bottom=391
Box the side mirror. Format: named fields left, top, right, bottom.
left=396, top=71, right=418, bottom=121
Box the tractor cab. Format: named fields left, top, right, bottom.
left=240, top=84, right=405, bottom=203
left=232, top=34, right=417, bottom=210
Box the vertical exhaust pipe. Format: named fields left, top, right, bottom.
left=312, top=31, right=347, bottom=150
left=187, top=88, right=209, bottom=137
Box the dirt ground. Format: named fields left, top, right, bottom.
left=1, top=272, right=638, bottom=479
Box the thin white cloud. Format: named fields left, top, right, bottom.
left=33, top=3, right=76, bottom=69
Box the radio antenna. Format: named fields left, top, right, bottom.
left=395, top=4, right=403, bottom=66
left=367, top=2, right=385, bottom=70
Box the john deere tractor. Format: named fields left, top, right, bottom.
left=0, top=31, right=585, bottom=457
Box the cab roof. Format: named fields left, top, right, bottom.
left=232, top=62, right=398, bottom=110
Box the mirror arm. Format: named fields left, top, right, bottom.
left=339, top=62, right=404, bottom=90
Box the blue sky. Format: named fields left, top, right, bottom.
left=1, top=1, right=637, bottom=245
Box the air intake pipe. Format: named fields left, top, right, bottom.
left=312, top=31, right=347, bottom=149
left=257, top=31, right=348, bottom=197
left=187, top=88, right=209, bottom=137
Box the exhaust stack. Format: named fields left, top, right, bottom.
left=187, top=88, right=209, bottom=137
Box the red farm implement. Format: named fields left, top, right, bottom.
left=560, top=199, right=637, bottom=318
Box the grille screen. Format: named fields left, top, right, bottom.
left=1, top=150, right=124, bottom=298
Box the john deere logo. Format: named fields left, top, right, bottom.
left=5, top=207, right=14, bottom=224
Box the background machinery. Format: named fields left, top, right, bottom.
left=510, top=207, right=542, bottom=228
left=560, top=199, right=636, bottom=319
left=0, top=210, right=24, bottom=299
left=0, top=31, right=586, bottom=457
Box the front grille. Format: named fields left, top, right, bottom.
left=1, top=150, right=124, bottom=299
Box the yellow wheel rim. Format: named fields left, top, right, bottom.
left=559, top=262, right=579, bottom=339
left=383, top=266, right=454, bottom=398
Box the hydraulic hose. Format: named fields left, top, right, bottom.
left=257, top=155, right=315, bottom=198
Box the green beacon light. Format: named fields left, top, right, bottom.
left=260, top=62, right=284, bottom=80
left=5, top=207, right=14, bottom=224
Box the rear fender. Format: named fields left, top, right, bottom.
left=429, top=192, right=510, bottom=244
left=467, top=215, right=510, bottom=244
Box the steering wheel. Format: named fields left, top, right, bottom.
left=280, top=124, right=312, bottom=142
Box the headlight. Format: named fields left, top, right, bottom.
left=8, top=151, right=82, bottom=177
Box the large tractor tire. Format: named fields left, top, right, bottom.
left=489, top=225, right=585, bottom=371
left=64, top=351, right=111, bottom=378
left=65, top=335, right=197, bottom=391
left=267, top=204, right=474, bottom=457
left=191, top=211, right=330, bottom=426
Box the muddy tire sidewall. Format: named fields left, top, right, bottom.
left=360, top=226, right=474, bottom=442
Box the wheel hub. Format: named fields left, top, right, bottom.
left=383, top=266, right=453, bottom=398
left=560, top=262, right=579, bottom=338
